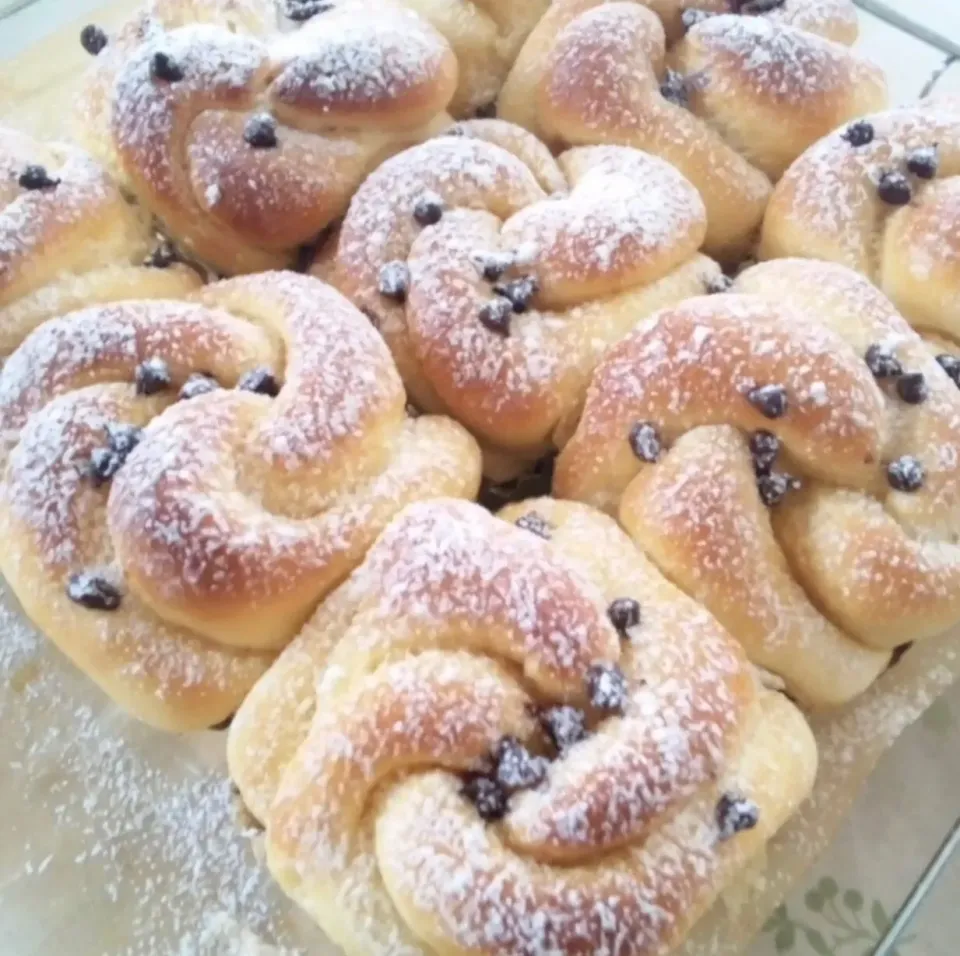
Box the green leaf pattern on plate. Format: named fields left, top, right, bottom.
left=759, top=687, right=956, bottom=955
left=761, top=877, right=914, bottom=955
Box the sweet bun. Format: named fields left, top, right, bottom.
left=324, top=117, right=719, bottom=478
left=762, top=99, right=960, bottom=341
left=0, top=272, right=480, bottom=730
left=73, top=0, right=466, bottom=274
left=499, top=0, right=886, bottom=260
left=557, top=259, right=960, bottom=706
left=228, top=498, right=817, bottom=955
left=0, top=124, right=199, bottom=355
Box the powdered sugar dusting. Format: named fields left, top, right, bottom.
left=333, top=500, right=620, bottom=688
left=87, top=1, right=459, bottom=273
left=0, top=577, right=299, bottom=954
left=690, top=15, right=872, bottom=101
left=335, top=126, right=707, bottom=456
left=577, top=293, right=886, bottom=477
left=764, top=102, right=960, bottom=278
left=0, top=129, right=165, bottom=354
left=0, top=272, right=478, bottom=726
left=558, top=261, right=960, bottom=706
left=270, top=8, right=450, bottom=112
left=252, top=500, right=802, bottom=954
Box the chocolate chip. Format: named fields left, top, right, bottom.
left=540, top=705, right=588, bottom=753
left=144, top=241, right=181, bottom=269
left=515, top=511, right=552, bottom=539
left=841, top=120, right=874, bottom=147
left=906, top=145, right=938, bottom=180
left=493, top=276, right=539, bottom=314
left=237, top=367, right=280, bottom=397
left=756, top=471, right=798, bottom=508
left=493, top=737, right=549, bottom=793
left=738, top=0, right=786, bottom=12
left=243, top=114, right=278, bottom=149
left=106, top=423, right=143, bottom=458
left=18, top=165, right=59, bottom=191
left=378, top=261, right=410, bottom=302
left=67, top=572, right=122, bottom=611
left=585, top=662, right=628, bottom=715
left=865, top=343, right=903, bottom=379
left=285, top=0, right=334, bottom=21
left=896, top=372, right=929, bottom=405
left=88, top=448, right=123, bottom=487
left=413, top=192, right=444, bottom=227
left=209, top=714, right=234, bottom=731
left=80, top=24, right=108, bottom=56
left=135, top=357, right=172, bottom=396
left=660, top=69, right=690, bottom=109
left=150, top=51, right=184, bottom=83
left=88, top=424, right=142, bottom=486
left=628, top=421, right=662, bottom=463
left=877, top=170, right=912, bottom=206
left=681, top=9, right=715, bottom=30
left=716, top=793, right=759, bottom=841
left=747, top=384, right=788, bottom=420
left=887, top=456, right=925, bottom=492
left=608, top=598, right=641, bottom=637
left=461, top=775, right=508, bottom=822
left=936, top=354, right=960, bottom=388
left=179, top=373, right=220, bottom=401
left=473, top=251, right=515, bottom=282
left=749, top=430, right=780, bottom=475
left=705, top=273, right=733, bottom=294
left=478, top=297, right=513, bottom=336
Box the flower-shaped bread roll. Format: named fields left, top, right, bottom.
left=557, top=260, right=960, bottom=706
left=228, top=498, right=816, bottom=956
left=0, top=272, right=480, bottom=730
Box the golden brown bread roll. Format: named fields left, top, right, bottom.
left=74, top=0, right=503, bottom=274
left=323, top=118, right=720, bottom=478
left=0, top=272, right=480, bottom=731
left=0, top=124, right=200, bottom=356
left=556, top=259, right=960, bottom=707
left=499, top=0, right=887, bottom=260
left=761, top=99, right=960, bottom=341
left=228, top=497, right=817, bottom=955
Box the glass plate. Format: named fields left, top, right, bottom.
left=0, top=1, right=957, bottom=953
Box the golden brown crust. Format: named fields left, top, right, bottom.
left=326, top=118, right=715, bottom=475
left=499, top=0, right=885, bottom=260
left=761, top=101, right=960, bottom=340
left=229, top=498, right=816, bottom=955
left=0, top=272, right=481, bottom=730
left=557, top=260, right=960, bottom=705
left=71, top=0, right=558, bottom=274
left=0, top=125, right=199, bottom=356
left=73, top=0, right=461, bottom=274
